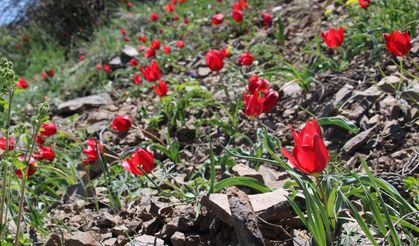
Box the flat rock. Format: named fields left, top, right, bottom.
left=97, top=212, right=119, bottom=228
left=109, top=56, right=122, bottom=66
left=341, top=127, right=375, bottom=155
left=334, top=84, right=353, bottom=106
left=55, top=93, right=113, bottom=115
left=127, top=234, right=166, bottom=246
left=281, top=81, right=302, bottom=99
left=377, top=76, right=400, bottom=93
left=122, top=45, right=139, bottom=58
left=64, top=231, right=98, bottom=246
left=259, top=165, right=288, bottom=189
left=201, top=193, right=233, bottom=226
left=44, top=233, right=61, bottom=246
left=353, top=85, right=382, bottom=99
left=232, top=164, right=264, bottom=182
left=171, top=231, right=186, bottom=246
left=197, top=67, right=211, bottom=77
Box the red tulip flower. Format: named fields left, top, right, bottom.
left=127, top=1, right=134, bottom=8
left=164, top=3, right=175, bottom=13
left=153, top=80, right=168, bottom=97
left=220, top=48, right=231, bottom=58
left=262, top=12, right=273, bottom=29
left=233, top=0, right=249, bottom=11
left=140, top=60, right=161, bottom=82
left=41, top=72, right=47, bottom=80
left=16, top=78, right=29, bottom=89
left=129, top=58, right=139, bottom=67
left=111, top=115, right=132, bottom=132
left=232, top=9, right=244, bottom=23
left=173, top=15, right=180, bottom=21
left=82, top=139, right=104, bottom=164
left=95, top=64, right=102, bottom=71
left=34, top=146, right=56, bottom=162
left=321, top=27, right=345, bottom=49
left=247, top=75, right=270, bottom=94
left=150, top=12, right=159, bottom=22
left=206, top=49, right=224, bottom=71
left=40, top=123, right=57, bottom=137
left=239, top=51, right=254, bottom=66
left=138, top=36, right=147, bottom=43
left=145, top=48, right=156, bottom=59
left=176, top=40, right=185, bottom=48
left=243, top=88, right=279, bottom=119
left=36, top=135, right=45, bottom=145
left=15, top=156, right=37, bottom=178
left=282, top=118, right=329, bottom=175
left=46, top=69, right=55, bottom=77
left=383, top=31, right=411, bottom=57
left=79, top=55, right=86, bottom=61
left=359, top=0, right=371, bottom=8
left=132, top=73, right=142, bottom=85
left=103, top=64, right=112, bottom=73
left=120, top=28, right=127, bottom=36
left=212, top=13, right=224, bottom=25
left=151, top=39, right=161, bottom=50
left=184, top=17, right=190, bottom=24
left=121, top=148, right=154, bottom=176
left=0, top=137, right=15, bottom=151
left=163, top=46, right=172, bottom=54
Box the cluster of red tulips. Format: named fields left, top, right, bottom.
left=0, top=122, right=57, bottom=178
left=15, top=68, right=55, bottom=90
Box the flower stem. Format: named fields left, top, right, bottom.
left=0, top=91, right=14, bottom=239
left=397, top=58, right=403, bottom=92
left=14, top=121, right=42, bottom=246
left=137, top=165, right=162, bottom=193
left=219, top=72, right=232, bottom=107
left=315, top=174, right=328, bottom=210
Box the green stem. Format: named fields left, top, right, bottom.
left=219, top=72, right=232, bottom=107
left=136, top=165, right=162, bottom=193
left=397, top=58, right=403, bottom=92
left=315, top=174, right=333, bottom=245
left=14, top=121, right=42, bottom=246
left=0, top=91, right=14, bottom=239
left=209, top=140, right=216, bottom=194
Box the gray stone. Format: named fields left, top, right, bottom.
left=55, top=93, right=113, bottom=115
left=281, top=81, right=302, bottom=99
left=232, top=164, right=264, bottom=182
left=127, top=235, right=165, bottom=246
left=64, top=231, right=98, bottom=246
left=171, top=232, right=186, bottom=246
left=342, top=127, right=375, bottom=155
left=377, top=76, right=400, bottom=93
left=334, top=84, right=353, bottom=106
left=122, top=45, right=139, bottom=58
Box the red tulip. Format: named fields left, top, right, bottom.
left=282, top=118, right=329, bottom=175
left=103, top=64, right=112, bottom=73
left=232, top=9, right=244, bottom=23
left=359, top=0, right=371, bottom=8
left=129, top=58, right=139, bottom=67
left=140, top=60, right=161, bottom=82
left=36, top=135, right=45, bottom=145
left=212, top=13, right=224, bottom=25
left=95, top=64, right=102, bottom=71
left=127, top=1, right=134, bottom=8
left=79, top=55, right=86, bottom=61
left=132, top=73, right=142, bottom=85
left=150, top=12, right=159, bottom=22
left=173, top=15, right=180, bottom=21
left=321, top=27, right=345, bottom=49
left=383, top=31, right=411, bottom=57
left=46, top=69, right=55, bottom=77
left=82, top=139, right=104, bottom=164
left=153, top=80, right=168, bottom=97
left=121, top=148, right=154, bottom=176
left=261, top=12, right=273, bottom=29
left=40, top=123, right=57, bottom=137
left=41, top=72, right=47, bottom=80
left=163, top=46, right=172, bottom=54
left=246, top=75, right=270, bottom=94
left=176, top=40, right=185, bottom=48
left=123, top=37, right=130, bottom=42
left=16, top=78, right=29, bottom=89
left=120, top=28, right=127, bottom=36
left=243, top=91, right=264, bottom=119
left=206, top=49, right=224, bottom=71
left=0, top=137, right=14, bottom=151
left=34, top=146, right=55, bottom=161
left=239, top=51, right=254, bottom=66
left=138, top=36, right=147, bottom=43
left=111, top=115, right=132, bottom=132
left=233, top=0, right=249, bottom=11
left=262, top=90, right=279, bottom=112
left=184, top=17, right=190, bottom=24
left=151, top=39, right=161, bottom=50
left=15, top=156, right=37, bottom=178
left=220, top=48, right=231, bottom=58
left=164, top=3, right=175, bottom=13
left=145, top=48, right=156, bottom=58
